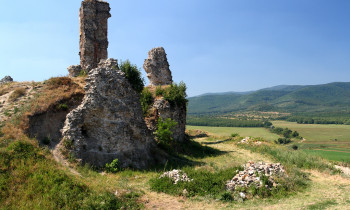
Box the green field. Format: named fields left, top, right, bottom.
left=272, top=121, right=350, bottom=162
left=186, top=125, right=280, bottom=141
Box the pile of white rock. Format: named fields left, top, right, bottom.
left=160, top=169, right=193, bottom=184
left=239, top=137, right=262, bottom=145
left=226, top=161, right=285, bottom=191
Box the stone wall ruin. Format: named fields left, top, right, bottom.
left=143, top=47, right=173, bottom=86
left=79, top=0, right=111, bottom=70
left=62, top=59, right=160, bottom=169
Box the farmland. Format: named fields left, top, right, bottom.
left=186, top=125, right=280, bottom=141
left=272, top=121, right=350, bottom=163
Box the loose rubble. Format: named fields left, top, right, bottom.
left=226, top=161, right=285, bottom=191
left=160, top=169, right=193, bottom=184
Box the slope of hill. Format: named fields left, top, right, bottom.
left=188, top=82, right=350, bottom=115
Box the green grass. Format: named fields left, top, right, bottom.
left=272, top=121, right=350, bottom=142
left=187, top=125, right=280, bottom=141
left=304, top=150, right=350, bottom=162
left=0, top=139, right=142, bottom=209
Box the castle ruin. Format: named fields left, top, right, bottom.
left=79, top=0, right=111, bottom=70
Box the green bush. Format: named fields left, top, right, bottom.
left=140, top=88, right=154, bottom=116
left=230, top=133, right=239, bottom=138
left=163, top=82, right=187, bottom=106
left=105, top=159, right=119, bottom=173
left=155, top=85, right=165, bottom=96
left=275, top=137, right=292, bottom=145
left=119, top=60, right=144, bottom=93
left=154, top=118, right=177, bottom=147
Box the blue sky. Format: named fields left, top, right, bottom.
left=0, top=0, right=349, bottom=96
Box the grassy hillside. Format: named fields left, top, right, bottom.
left=188, top=82, right=350, bottom=115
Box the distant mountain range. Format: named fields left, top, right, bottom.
left=188, top=82, right=350, bottom=115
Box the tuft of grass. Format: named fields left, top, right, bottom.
left=8, top=87, right=26, bottom=102
left=45, top=77, right=73, bottom=89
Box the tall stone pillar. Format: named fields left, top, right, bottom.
left=79, top=0, right=111, bottom=70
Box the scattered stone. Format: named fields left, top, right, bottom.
left=0, top=76, right=13, bottom=84
left=61, top=58, right=160, bottom=169
left=79, top=0, right=111, bottom=70
left=226, top=161, right=285, bottom=191
left=160, top=169, right=193, bottom=184
left=143, top=47, right=173, bottom=86
left=67, top=65, right=82, bottom=77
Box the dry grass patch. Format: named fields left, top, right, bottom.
left=8, top=87, right=26, bottom=102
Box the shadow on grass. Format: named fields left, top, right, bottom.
left=201, top=138, right=233, bottom=145
left=147, top=139, right=228, bottom=172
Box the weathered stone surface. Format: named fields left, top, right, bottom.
left=146, top=98, right=186, bottom=142
left=143, top=47, right=173, bottom=86
left=67, top=65, right=82, bottom=77
left=0, top=76, right=13, bottom=84
left=79, top=0, right=111, bottom=70
left=61, top=59, right=159, bottom=169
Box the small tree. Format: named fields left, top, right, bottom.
left=154, top=118, right=177, bottom=147
left=140, top=88, right=154, bottom=116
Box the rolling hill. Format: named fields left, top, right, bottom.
left=188, top=82, right=350, bottom=115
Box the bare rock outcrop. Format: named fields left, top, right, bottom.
left=79, top=0, right=111, bottom=70
left=67, top=65, right=82, bottom=77
left=0, top=76, right=13, bottom=84
left=143, top=47, right=173, bottom=86
left=61, top=59, right=159, bottom=169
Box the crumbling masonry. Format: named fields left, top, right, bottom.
left=79, top=0, right=111, bottom=70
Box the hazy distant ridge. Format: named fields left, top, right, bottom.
left=188, top=82, right=350, bottom=114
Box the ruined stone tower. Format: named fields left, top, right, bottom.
left=79, top=0, right=111, bottom=70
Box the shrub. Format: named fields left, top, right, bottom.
left=275, top=138, right=292, bottom=145
left=155, top=85, right=165, bottom=96
left=8, top=87, right=26, bottom=102
left=163, top=82, right=187, bottom=106
left=230, top=133, right=239, bottom=138
left=292, top=145, right=299, bottom=150
left=119, top=60, right=144, bottom=93
left=154, top=118, right=177, bottom=147
left=140, top=88, right=154, bottom=115
left=105, top=159, right=119, bottom=173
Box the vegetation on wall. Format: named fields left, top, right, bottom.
left=140, top=88, right=154, bottom=116
left=163, top=82, right=188, bottom=107
left=119, top=60, right=144, bottom=93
